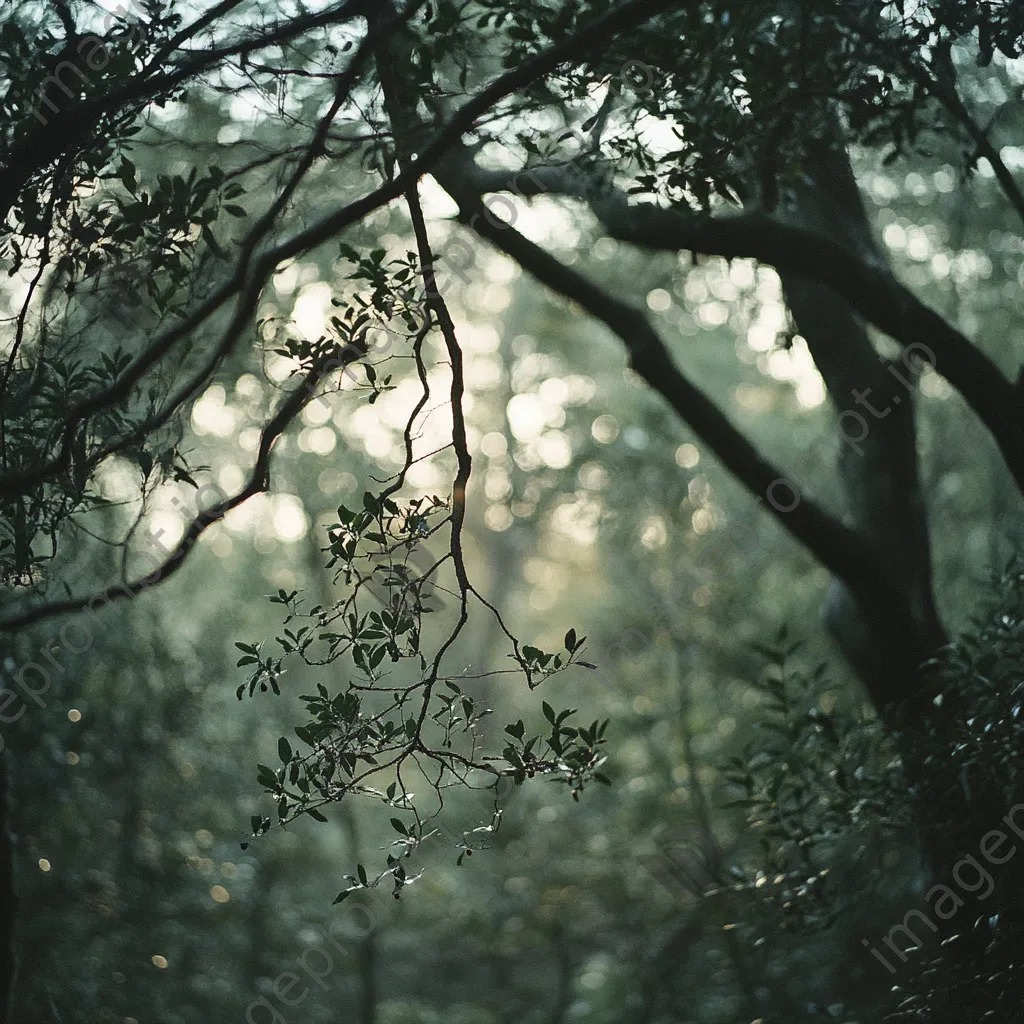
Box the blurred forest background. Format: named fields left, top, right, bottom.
left=1, top=2, right=1024, bottom=1023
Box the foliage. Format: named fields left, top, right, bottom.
left=2, top=0, right=1024, bottom=1021
left=722, top=630, right=910, bottom=939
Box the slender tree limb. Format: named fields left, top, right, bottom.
left=0, top=353, right=348, bottom=633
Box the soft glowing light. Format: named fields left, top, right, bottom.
left=646, top=288, right=672, bottom=312
left=675, top=444, right=699, bottom=469
left=293, top=281, right=331, bottom=339
left=235, top=373, right=262, bottom=399
left=538, top=377, right=569, bottom=405
left=697, top=301, right=729, bottom=327
left=211, top=532, right=233, bottom=558
left=149, top=511, right=184, bottom=548
left=485, top=505, right=514, bottom=531
left=272, top=494, right=309, bottom=542
left=192, top=384, right=237, bottom=437
left=537, top=431, right=572, bottom=469
left=318, top=468, right=356, bottom=494
left=883, top=223, right=907, bottom=250
left=218, top=464, right=244, bottom=493
left=692, top=509, right=714, bottom=534
left=303, top=426, right=337, bottom=455
left=640, top=515, right=667, bottom=550
left=591, top=414, right=619, bottom=444
left=480, top=432, right=508, bottom=458
left=302, top=400, right=332, bottom=426
left=746, top=324, right=775, bottom=352
left=729, top=260, right=756, bottom=288
left=578, top=462, right=607, bottom=489
left=507, top=394, right=548, bottom=441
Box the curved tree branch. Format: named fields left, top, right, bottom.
left=439, top=180, right=941, bottom=716
left=0, top=352, right=349, bottom=633
left=434, top=148, right=1024, bottom=494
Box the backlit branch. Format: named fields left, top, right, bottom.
left=437, top=147, right=1024, bottom=494
left=442, top=181, right=939, bottom=712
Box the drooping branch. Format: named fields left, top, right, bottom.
left=0, top=352, right=349, bottom=633
left=372, top=12, right=474, bottom=740
left=439, top=181, right=938, bottom=716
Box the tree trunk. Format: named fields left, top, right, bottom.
left=769, top=137, right=947, bottom=720
left=773, top=138, right=1024, bottom=1021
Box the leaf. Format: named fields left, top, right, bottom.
left=119, top=156, right=137, bottom=195
left=564, top=628, right=577, bottom=651
left=278, top=736, right=292, bottom=763
left=504, top=719, right=525, bottom=741
left=390, top=817, right=408, bottom=836
left=202, top=224, right=226, bottom=258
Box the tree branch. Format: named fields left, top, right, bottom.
left=440, top=180, right=940, bottom=713
left=1, top=0, right=676, bottom=496
left=0, top=353, right=348, bottom=633
left=436, top=147, right=1024, bottom=494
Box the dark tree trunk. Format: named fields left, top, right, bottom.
left=772, top=136, right=1024, bottom=1021
left=770, top=137, right=947, bottom=722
